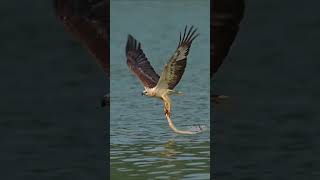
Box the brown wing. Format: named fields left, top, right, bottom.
left=53, top=0, right=109, bottom=76
left=161, top=25, right=199, bottom=90
left=211, top=0, right=245, bottom=76
left=126, top=35, right=160, bottom=88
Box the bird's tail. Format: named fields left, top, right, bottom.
left=168, top=90, right=184, bottom=96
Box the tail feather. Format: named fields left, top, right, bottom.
left=168, top=90, right=184, bottom=96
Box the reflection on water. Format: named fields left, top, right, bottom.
left=110, top=0, right=210, bottom=179
left=111, top=140, right=209, bottom=180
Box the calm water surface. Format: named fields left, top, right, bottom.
left=213, top=1, right=320, bottom=179
left=110, top=0, right=210, bottom=179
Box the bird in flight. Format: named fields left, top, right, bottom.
left=126, top=26, right=203, bottom=134
left=53, top=0, right=109, bottom=106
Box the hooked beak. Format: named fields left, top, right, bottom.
left=141, top=92, right=145, bottom=96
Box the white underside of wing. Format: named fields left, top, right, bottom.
left=176, top=46, right=188, bottom=61
left=155, top=64, right=170, bottom=91
left=142, top=64, right=170, bottom=96
left=155, top=48, right=186, bottom=92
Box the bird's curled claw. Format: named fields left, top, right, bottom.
left=164, top=108, right=170, bottom=117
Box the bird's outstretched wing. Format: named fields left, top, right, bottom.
left=126, top=35, right=160, bottom=88
left=157, top=26, right=199, bottom=90
left=53, top=0, right=109, bottom=76
left=211, top=0, right=245, bottom=76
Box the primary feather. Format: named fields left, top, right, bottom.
left=126, top=35, right=160, bottom=88
left=157, top=25, right=199, bottom=90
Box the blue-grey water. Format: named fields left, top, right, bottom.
left=0, top=1, right=107, bottom=179
left=213, top=1, right=320, bottom=179
left=110, top=0, right=210, bottom=179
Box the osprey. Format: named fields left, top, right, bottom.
left=126, top=26, right=202, bottom=134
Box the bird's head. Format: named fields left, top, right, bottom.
left=141, top=90, right=147, bottom=96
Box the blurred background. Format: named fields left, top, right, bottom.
left=213, top=1, right=320, bottom=179
left=0, top=1, right=107, bottom=179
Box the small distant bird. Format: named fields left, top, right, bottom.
left=53, top=0, right=109, bottom=106
left=126, top=26, right=202, bottom=134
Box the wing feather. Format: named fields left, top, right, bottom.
left=126, top=35, right=160, bottom=88
left=158, top=25, right=199, bottom=90
left=211, top=0, right=245, bottom=76
left=54, top=0, right=109, bottom=76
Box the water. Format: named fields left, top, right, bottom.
left=110, top=0, right=210, bottom=179
left=0, top=1, right=107, bottom=179
left=213, top=1, right=320, bottom=179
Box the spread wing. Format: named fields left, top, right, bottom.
left=157, top=26, right=199, bottom=90
left=212, top=0, right=245, bottom=76
left=126, top=35, right=160, bottom=88
left=53, top=0, right=109, bottom=76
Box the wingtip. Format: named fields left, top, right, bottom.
left=126, top=34, right=141, bottom=54
left=179, top=25, right=199, bottom=45
left=126, top=34, right=133, bottom=54
left=127, top=34, right=134, bottom=44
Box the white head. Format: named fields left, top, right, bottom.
left=141, top=90, right=148, bottom=96
left=141, top=89, right=155, bottom=97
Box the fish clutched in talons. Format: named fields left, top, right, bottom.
left=161, top=95, right=205, bottom=135
left=164, top=112, right=202, bottom=135
left=163, top=105, right=204, bottom=135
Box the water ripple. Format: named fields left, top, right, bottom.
left=111, top=140, right=210, bottom=179
left=110, top=0, right=210, bottom=179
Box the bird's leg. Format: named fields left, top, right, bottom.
left=163, top=99, right=171, bottom=116
left=165, top=109, right=170, bottom=116
left=161, top=95, right=203, bottom=135
left=163, top=105, right=170, bottom=116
